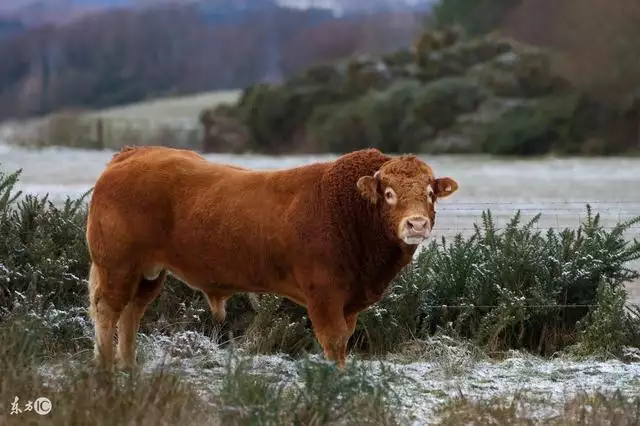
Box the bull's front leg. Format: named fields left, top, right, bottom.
left=203, top=291, right=229, bottom=322
left=307, top=298, right=351, bottom=368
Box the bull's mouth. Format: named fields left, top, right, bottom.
left=399, top=216, right=432, bottom=246
left=401, top=233, right=429, bottom=246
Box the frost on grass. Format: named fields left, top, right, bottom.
left=133, top=330, right=640, bottom=425
left=4, top=308, right=640, bottom=425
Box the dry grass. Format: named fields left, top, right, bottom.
left=0, top=312, right=404, bottom=426
left=435, top=391, right=640, bottom=425
left=0, top=315, right=213, bottom=426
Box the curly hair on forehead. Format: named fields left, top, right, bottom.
left=380, top=154, right=434, bottom=178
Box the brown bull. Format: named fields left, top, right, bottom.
left=86, top=146, right=458, bottom=368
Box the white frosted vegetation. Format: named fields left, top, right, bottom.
left=125, top=325, right=640, bottom=424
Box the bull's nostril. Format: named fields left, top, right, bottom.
left=407, top=218, right=428, bottom=233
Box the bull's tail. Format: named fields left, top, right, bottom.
left=87, top=262, right=101, bottom=321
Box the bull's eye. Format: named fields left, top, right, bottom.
left=384, top=188, right=397, bottom=205
left=427, top=184, right=435, bottom=203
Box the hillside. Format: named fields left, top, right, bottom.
left=199, top=27, right=640, bottom=156
left=0, top=2, right=424, bottom=122
left=0, top=0, right=435, bottom=29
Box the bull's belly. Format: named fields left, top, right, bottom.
left=147, top=246, right=306, bottom=304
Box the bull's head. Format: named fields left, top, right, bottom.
left=357, top=155, right=458, bottom=245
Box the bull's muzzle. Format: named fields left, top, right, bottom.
left=400, top=215, right=432, bottom=245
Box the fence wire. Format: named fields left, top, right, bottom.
left=429, top=200, right=640, bottom=233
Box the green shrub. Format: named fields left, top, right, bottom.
left=306, top=97, right=386, bottom=153
left=0, top=167, right=91, bottom=315
left=422, top=208, right=638, bottom=355
left=410, top=77, right=489, bottom=130
left=287, top=63, right=343, bottom=87
left=344, top=57, right=393, bottom=97
left=569, top=282, right=640, bottom=359
left=352, top=207, right=640, bottom=356
left=242, top=295, right=315, bottom=356
left=479, top=94, right=595, bottom=156
left=307, top=79, right=425, bottom=153
left=307, top=78, right=486, bottom=153
left=416, top=39, right=514, bottom=81
left=431, top=0, right=521, bottom=37
left=239, top=82, right=343, bottom=153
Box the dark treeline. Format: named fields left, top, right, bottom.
left=0, top=2, right=423, bottom=121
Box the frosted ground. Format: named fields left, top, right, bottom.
left=151, top=336, right=640, bottom=423
left=145, top=334, right=640, bottom=424
left=2, top=143, right=640, bottom=424
left=36, top=315, right=640, bottom=424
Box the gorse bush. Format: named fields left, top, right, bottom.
left=306, top=77, right=488, bottom=154
left=1, top=164, right=639, bottom=359
left=355, top=208, right=640, bottom=356
left=242, top=294, right=316, bottom=356
left=0, top=167, right=91, bottom=315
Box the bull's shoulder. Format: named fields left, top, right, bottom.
left=323, top=149, right=390, bottom=185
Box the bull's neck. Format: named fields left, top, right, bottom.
left=324, top=178, right=410, bottom=287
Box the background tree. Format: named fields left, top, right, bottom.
left=430, top=0, right=521, bottom=36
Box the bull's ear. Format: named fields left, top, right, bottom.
left=434, top=177, right=458, bottom=198
left=357, top=175, right=379, bottom=204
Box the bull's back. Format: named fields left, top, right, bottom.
left=87, top=146, right=319, bottom=297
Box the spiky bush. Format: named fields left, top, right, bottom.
left=0, top=167, right=91, bottom=315
left=356, top=208, right=640, bottom=356
left=306, top=77, right=487, bottom=154
left=242, top=295, right=316, bottom=356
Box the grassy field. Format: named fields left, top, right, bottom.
left=0, top=89, right=241, bottom=150
left=85, top=89, right=241, bottom=121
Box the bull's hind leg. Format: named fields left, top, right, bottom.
left=117, top=270, right=166, bottom=368
left=88, top=263, right=137, bottom=369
